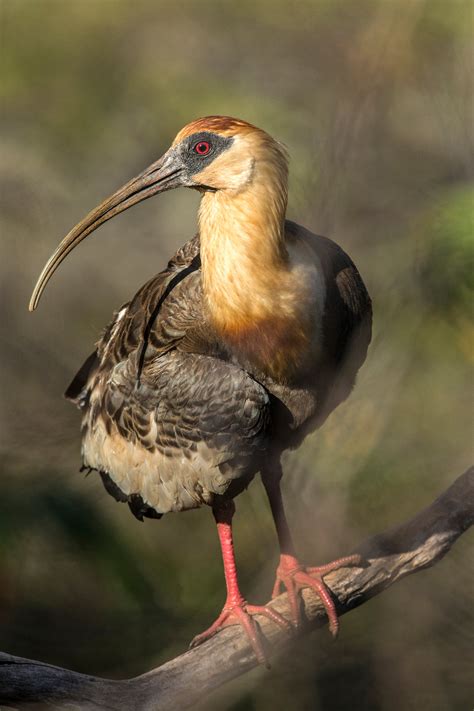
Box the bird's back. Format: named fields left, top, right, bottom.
left=281, top=221, right=371, bottom=431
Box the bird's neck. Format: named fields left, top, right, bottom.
left=198, top=175, right=312, bottom=379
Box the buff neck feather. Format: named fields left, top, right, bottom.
left=198, top=149, right=313, bottom=379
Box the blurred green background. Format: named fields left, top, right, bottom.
left=1, top=0, right=473, bottom=709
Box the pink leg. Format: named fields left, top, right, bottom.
left=263, top=473, right=362, bottom=636
left=190, top=499, right=291, bottom=666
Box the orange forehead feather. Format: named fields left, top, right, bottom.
left=172, top=116, right=260, bottom=145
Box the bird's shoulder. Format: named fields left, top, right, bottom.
left=285, top=219, right=371, bottom=317
left=65, top=234, right=219, bottom=406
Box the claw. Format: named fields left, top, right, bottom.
left=272, top=553, right=363, bottom=635
left=190, top=600, right=292, bottom=667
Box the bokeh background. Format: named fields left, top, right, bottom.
left=1, top=1, right=473, bottom=709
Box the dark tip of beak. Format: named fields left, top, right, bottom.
left=29, top=150, right=184, bottom=311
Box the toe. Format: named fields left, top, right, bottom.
left=189, top=609, right=231, bottom=648
left=189, top=601, right=291, bottom=667
left=293, top=570, right=339, bottom=636
left=307, top=553, right=363, bottom=577
left=246, top=604, right=293, bottom=633
left=233, top=607, right=268, bottom=666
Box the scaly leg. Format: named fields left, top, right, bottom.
left=190, top=499, right=291, bottom=666
left=262, top=470, right=362, bottom=636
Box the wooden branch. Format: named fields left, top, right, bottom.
left=1, top=467, right=472, bottom=710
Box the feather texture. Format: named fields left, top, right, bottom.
left=67, top=221, right=371, bottom=516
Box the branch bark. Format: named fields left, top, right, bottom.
left=1, top=467, right=472, bottom=710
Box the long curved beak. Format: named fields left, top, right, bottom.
left=29, top=148, right=184, bottom=311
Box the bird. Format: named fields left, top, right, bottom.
left=29, top=115, right=372, bottom=665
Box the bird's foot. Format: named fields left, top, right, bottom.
left=190, top=595, right=292, bottom=667
left=272, top=552, right=363, bottom=636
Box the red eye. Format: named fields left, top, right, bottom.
left=194, top=141, right=211, bottom=155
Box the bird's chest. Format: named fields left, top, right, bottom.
left=207, top=270, right=325, bottom=384
left=221, top=326, right=322, bottom=444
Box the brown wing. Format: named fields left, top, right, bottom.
left=282, top=221, right=372, bottom=428
left=265, top=221, right=372, bottom=445
left=286, top=220, right=372, bottom=369
left=83, top=351, right=270, bottom=516
left=65, top=235, right=204, bottom=406
left=66, top=235, right=271, bottom=518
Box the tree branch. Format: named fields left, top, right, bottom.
left=1, top=467, right=472, bottom=710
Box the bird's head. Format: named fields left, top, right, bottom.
left=171, top=116, right=287, bottom=192
left=29, top=116, right=288, bottom=311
